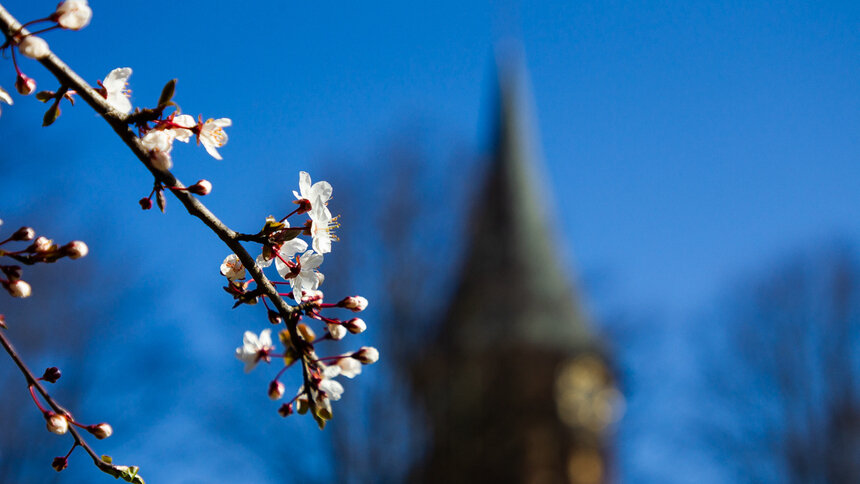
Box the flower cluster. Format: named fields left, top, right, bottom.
left=222, top=173, right=376, bottom=428
left=0, top=219, right=88, bottom=299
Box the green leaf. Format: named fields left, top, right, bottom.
left=158, top=79, right=176, bottom=107
left=101, top=455, right=113, bottom=464
left=42, top=103, right=60, bottom=127
left=35, top=91, right=55, bottom=103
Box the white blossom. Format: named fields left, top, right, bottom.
left=273, top=238, right=308, bottom=276
left=318, top=364, right=344, bottom=401
left=169, top=114, right=196, bottom=143
left=54, top=0, right=92, bottom=30
left=220, top=254, right=245, bottom=281
left=198, top=118, right=231, bottom=160
left=18, top=36, right=49, bottom=60
left=102, top=68, right=132, bottom=114
left=309, top=197, right=339, bottom=254
left=140, top=129, right=174, bottom=170
left=235, top=329, right=274, bottom=373
left=293, top=171, right=332, bottom=218
left=289, top=250, right=324, bottom=302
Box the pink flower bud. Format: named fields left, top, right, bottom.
left=62, top=241, right=88, bottom=259
left=86, top=422, right=113, bottom=439
left=15, top=74, right=36, bottom=96
left=353, top=346, right=379, bottom=364
left=268, top=380, right=285, bottom=400
left=344, top=318, right=366, bottom=334
left=51, top=456, right=68, bottom=472
left=42, top=367, right=62, bottom=383
left=18, top=36, right=49, bottom=60
left=6, top=279, right=31, bottom=298
left=45, top=412, right=69, bottom=435
left=188, top=180, right=212, bottom=196
left=11, top=226, right=35, bottom=241
left=339, top=296, right=368, bottom=312
left=139, top=197, right=153, bottom=210
left=267, top=309, right=282, bottom=325
left=277, top=402, right=294, bottom=417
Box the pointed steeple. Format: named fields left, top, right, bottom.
left=447, top=51, right=591, bottom=354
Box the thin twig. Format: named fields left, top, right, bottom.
left=0, top=328, right=118, bottom=475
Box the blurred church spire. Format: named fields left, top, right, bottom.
left=409, top=47, right=621, bottom=483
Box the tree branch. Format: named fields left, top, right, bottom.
left=0, top=2, right=311, bottom=399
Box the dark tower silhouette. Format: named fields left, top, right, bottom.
left=410, top=56, right=620, bottom=484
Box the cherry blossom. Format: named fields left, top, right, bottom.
left=198, top=118, right=231, bottom=160
left=100, top=68, right=132, bottom=114
left=235, top=329, right=275, bottom=373
left=289, top=250, right=324, bottom=302
left=220, top=254, right=246, bottom=281
left=293, top=171, right=332, bottom=217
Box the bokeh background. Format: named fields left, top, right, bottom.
left=1, top=0, right=859, bottom=482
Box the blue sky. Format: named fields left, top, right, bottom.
left=1, top=0, right=859, bottom=482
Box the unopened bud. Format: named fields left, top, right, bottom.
left=51, top=456, right=68, bottom=472
left=188, top=180, right=212, bottom=196
left=297, top=323, right=316, bottom=342
left=53, top=0, right=93, bottom=31
left=353, top=346, right=379, bottom=364
left=327, top=323, right=347, bottom=341
left=15, top=74, right=36, bottom=96
left=42, top=367, right=62, bottom=383
left=11, top=226, right=35, bottom=241
left=18, top=36, right=49, bottom=60
left=62, top=241, right=88, bottom=259
left=267, top=309, right=282, bottom=325
left=31, top=236, right=53, bottom=253
left=344, top=317, right=366, bottom=334
left=86, top=423, right=113, bottom=439
left=139, top=197, right=153, bottom=210
left=1, top=265, right=22, bottom=281
left=339, top=296, right=368, bottom=312
left=277, top=402, right=294, bottom=417
left=45, top=412, right=69, bottom=435
left=268, top=380, right=285, bottom=400
left=0, top=315, right=6, bottom=329
left=6, top=279, right=32, bottom=298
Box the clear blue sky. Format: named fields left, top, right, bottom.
left=1, top=0, right=859, bottom=482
